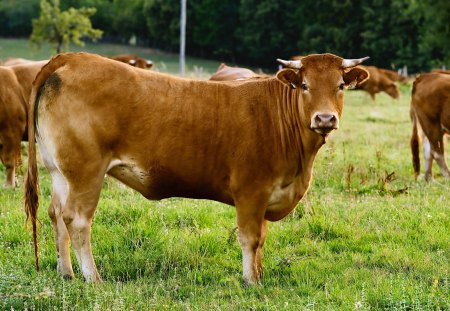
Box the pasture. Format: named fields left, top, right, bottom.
left=0, top=39, right=449, bottom=310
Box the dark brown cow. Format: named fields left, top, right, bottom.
left=410, top=72, right=450, bottom=181
left=209, top=63, right=268, bottom=81
left=0, top=60, right=48, bottom=187
left=354, top=65, right=400, bottom=100
left=110, top=54, right=153, bottom=69
left=25, top=52, right=369, bottom=284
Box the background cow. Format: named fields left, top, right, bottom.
left=353, top=65, right=400, bottom=100
left=0, top=60, right=48, bottom=187
left=110, top=54, right=153, bottom=69
left=209, top=63, right=269, bottom=81
left=1, top=58, right=36, bottom=66
left=379, top=68, right=408, bottom=83
left=410, top=72, right=450, bottom=181
left=25, top=52, right=368, bottom=284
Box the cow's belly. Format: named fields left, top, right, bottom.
left=265, top=180, right=304, bottom=221
left=106, top=158, right=233, bottom=204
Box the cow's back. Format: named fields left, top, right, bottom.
left=35, top=54, right=283, bottom=203
left=412, top=73, right=450, bottom=124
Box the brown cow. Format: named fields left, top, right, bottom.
left=410, top=72, right=450, bottom=181
left=25, top=52, right=369, bottom=284
left=209, top=63, right=269, bottom=81
left=110, top=54, right=153, bottom=69
left=0, top=60, right=48, bottom=187
left=2, top=58, right=36, bottom=66
left=354, top=65, right=400, bottom=100
left=379, top=68, right=408, bottom=83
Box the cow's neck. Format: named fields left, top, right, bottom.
left=272, top=82, right=326, bottom=189
left=271, top=81, right=325, bottom=172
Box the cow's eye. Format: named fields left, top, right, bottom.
left=338, top=83, right=345, bottom=91
left=301, top=82, right=308, bottom=91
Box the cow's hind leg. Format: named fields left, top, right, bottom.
left=433, top=135, right=450, bottom=178
left=47, top=172, right=74, bottom=279
left=63, top=175, right=104, bottom=283
left=421, top=132, right=434, bottom=181
left=422, top=122, right=450, bottom=180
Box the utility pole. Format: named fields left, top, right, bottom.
left=180, top=0, right=186, bottom=75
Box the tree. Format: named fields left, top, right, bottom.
left=30, top=0, right=102, bottom=54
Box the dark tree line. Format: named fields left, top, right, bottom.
left=1, top=0, right=449, bottom=72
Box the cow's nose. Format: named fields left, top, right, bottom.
left=315, top=113, right=335, bottom=124
left=311, top=112, right=339, bottom=134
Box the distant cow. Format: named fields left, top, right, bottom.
left=0, top=60, right=48, bottom=186
left=410, top=72, right=450, bottom=181
left=110, top=54, right=153, bottom=69
left=209, top=63, right=268, bottom=81
left=354, top=65, right=400, bottom=100
left=379, top=68, right=408, bottom=83
left=25, top=52, right=369, bottom=284
left=2, top=58, right=36, bottom=66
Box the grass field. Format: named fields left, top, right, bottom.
left=0, top=39, right=449, bottom=310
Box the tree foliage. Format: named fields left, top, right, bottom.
left=2, top=0, right=449, bottom=71
left=30, top=0, right=102, bottom=54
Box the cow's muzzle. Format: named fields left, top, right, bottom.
left=311, top=113, right=339, bottom=135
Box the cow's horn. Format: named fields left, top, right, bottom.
left=277, top=58, right=302, bottom=69
left=146, top=60, right=153, bottom=65
left=129, top=59, right=136, bottom=65
left=342, top=56, right=370, bottom=68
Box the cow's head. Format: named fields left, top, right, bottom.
left=385, top=82, right=400, bottom=99
left=276, top=53, right=369, bottom=136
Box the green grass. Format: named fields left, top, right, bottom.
left=0, top=39, right=449, bottom=310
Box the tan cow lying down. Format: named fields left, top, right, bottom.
left=110, top=54, right=153, bottom=69
left=25, top=52, right=369, bottom=284
left=0, top=60, right=48, bottom=187
left=209, top=63, right=268, bottom=81
left=410, top=72, right=450, bottom=181
left=354, top=65, right=400, bottom=100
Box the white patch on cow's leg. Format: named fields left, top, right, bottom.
left=236, top=209, right=266, bottom=285
left=62, top=179, right=104, bottom=283
left=240, top=239, right=258, bottom=284
left=431, top=150, right=450, bottom=178
left=53, top=213, right=74, bottom=278
left=68, top=214, right=101, bottom=282
left=38, top=139, right=75, bottom=278
left=422, top=135, right=433, bottom=181
left=48, top=192, right=74, bottom=279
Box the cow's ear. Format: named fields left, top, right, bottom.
left=276, top=68, right=302, bottom=89
left=344, top=67, right=369, bottom=89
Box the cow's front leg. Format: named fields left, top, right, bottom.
left=236, top=203, right=267, bottom=285
left=255, top=220, right=269, bottom=278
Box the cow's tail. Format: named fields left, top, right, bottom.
left=25, top=53, right=73, bottom=271
left=410, top=79, right=420, bottom=180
